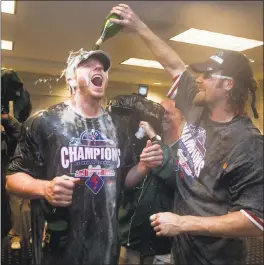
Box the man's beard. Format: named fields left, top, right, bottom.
left=193, top=90, right=206, bottom=106
left=78, top=81, right=105, bottom=100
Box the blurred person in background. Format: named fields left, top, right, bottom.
left=110, top=4, right=263, bottom=265
left=1, top=68, right=32, bottom=249
left=118, top=99, right=183, bottom=265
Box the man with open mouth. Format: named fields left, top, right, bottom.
left=5, top=48, right=163, bottom=265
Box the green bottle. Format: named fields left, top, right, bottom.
left=93, top=14, right=122, bottom=50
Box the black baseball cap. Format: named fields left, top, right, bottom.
left=190, top=49, right=253, bottom=79
left=190, top=50, right=258, bottom=118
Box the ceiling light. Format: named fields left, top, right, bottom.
left=153, top=82, right=161, bottom=85
left=170, top=28, right=263, bottom=51
left=121, top=58, right=188, bottom=70
left=1, top=0, right=15, bottom=14
left=121, top=58, right=164, bottom=69
left=1, top=40, right=13, bottom=50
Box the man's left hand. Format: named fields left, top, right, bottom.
left=150, top=212, right=183, bottom=237
left=140, top=140, right=163, bottom=168
left=139, top=121, right=156, bottom=139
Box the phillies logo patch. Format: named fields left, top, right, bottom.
left=85, top=172, right=104, bottom=194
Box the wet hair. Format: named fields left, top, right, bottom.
left=222, top=71, right=259, bottom=118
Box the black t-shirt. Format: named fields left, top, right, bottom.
left=8, top=102, right=123, bottom=265
left=167, top=71, right=263, bottom=265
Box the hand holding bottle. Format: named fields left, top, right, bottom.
left=44, top=176, right=80, bottom=207
left=109, top=4, right=147, bottom=33
left=139, top=121, right=156, bottom=139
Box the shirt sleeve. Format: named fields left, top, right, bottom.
left=227, top=133, right=263, bottom=230
left=152, top=143, right=177, bottom=188
left=8, top=112, right=46, bottom=180
left=167, top=70, right=198, bottom=118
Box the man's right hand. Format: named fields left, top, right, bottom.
left=44, top=176, right=80, bottom=207
left=140, top=140, right=163, bottom=169
left=110, top=3, right=147, bottom=34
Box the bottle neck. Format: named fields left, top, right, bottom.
left=95, top=38, right=103, bottom=46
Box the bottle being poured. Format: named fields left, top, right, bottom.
left=93, top=14, right=122, bottom=50
left=135, top=126, right=145, bottom=140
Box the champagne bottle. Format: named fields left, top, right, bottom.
left=93, top=14, right=122, bottom=50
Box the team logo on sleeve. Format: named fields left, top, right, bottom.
left=60, top=129, right=121, bottom=194
left=175, top=123, right=206, bottom=181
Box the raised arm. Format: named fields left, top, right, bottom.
left=124, top=140, right=163, bottom=188
left=110, top=4, right=186, bottom=78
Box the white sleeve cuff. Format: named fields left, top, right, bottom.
left=240, top=209, right=263, bottom=231
left=167, top=72, right=183, bottom=99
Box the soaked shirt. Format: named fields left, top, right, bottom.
left=8, top=102, right=123, bottom=265
left=166, top=71, right=263, bottom=265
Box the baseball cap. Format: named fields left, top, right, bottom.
left=189, top=49, right=253, bottom=79
left=65, top=48, right=111, bottom=80
left=189, top=50, right=259, bottom=118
